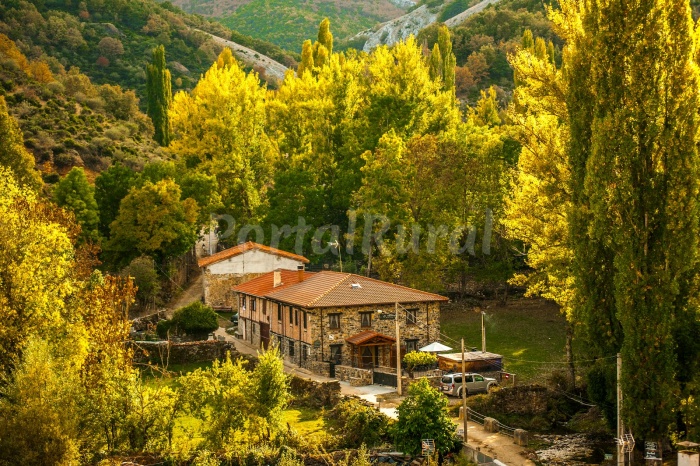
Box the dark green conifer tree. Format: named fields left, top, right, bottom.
left=146, top=45, right=172, bottom=146
left=53, top=167, right=100, bottom=243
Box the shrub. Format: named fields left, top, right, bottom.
left=156, top=319, right=172, bottom=339
left=393, top=378, right=459, bottom=455
left=402, top=351, right=437, bottom=373
left=331, top=398, right=389, bottom=448
left=171, top=301, right=218, bottom=338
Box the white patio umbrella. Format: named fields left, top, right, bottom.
left=419, top=341, right=453, bottom=353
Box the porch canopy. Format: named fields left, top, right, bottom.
left=346, top=330, right=396, bottom=369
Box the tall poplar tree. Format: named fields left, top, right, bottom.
left=436, top=25, right=455, bottom=94
left=298, top=40, right=313, bottom=77
left=564, top=0, right=700, bottom=438
left=317, top=18, right=333, bottom=58
left=146, top=45, right=172, bottom=146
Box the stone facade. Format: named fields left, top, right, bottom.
left=201, top=246, right=307, bottom=309
left=240, top=299, right=442, bottom=379
left=203, top=271, right=263, bottom=309
left=305, top=301, right=442, bottom=371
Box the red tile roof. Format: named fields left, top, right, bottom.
left=231, top=269, right=316, bottom=297
left=345, top=330, right=396, bottom=346
left=197, top=241, right=309, bottom=268
left=265, top=271, right=448, bottom=308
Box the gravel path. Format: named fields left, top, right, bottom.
left=165, top=273, right=203, bottom=317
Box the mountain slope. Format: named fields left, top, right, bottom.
left=0, top=0, right=296, bottom=101
left=181, top=0, right=412, bottom=51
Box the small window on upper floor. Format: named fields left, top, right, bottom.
left=360, top=312, right=372, bottom=328
left=328, top=313, right=340, bottom=330
left=406, top=308, right=418, bottom=326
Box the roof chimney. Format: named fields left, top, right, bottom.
left=297, top=265, right=305, bottom=282
left=273, top=270, right=282, bottom=288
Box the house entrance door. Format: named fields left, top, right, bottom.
left=260, top=322, right=270, bottom=349
left=361, top=347, right=374, bottom=369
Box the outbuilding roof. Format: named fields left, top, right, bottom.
left=232, top=269, right=316, bottom=297
left=197, top=241, right=309, bottom=268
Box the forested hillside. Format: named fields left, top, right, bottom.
left=0, top=34, right=163, bottom=174
left=0, top=0, right=296, bottom=100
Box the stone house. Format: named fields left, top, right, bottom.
left=232, top=270, right=447, bottom=378
left=197, top=242, right=309, bottom=309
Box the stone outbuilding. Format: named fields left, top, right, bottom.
left=233, top=270, right=447, bottom=379
left=197, top=242, right=309, bottom=309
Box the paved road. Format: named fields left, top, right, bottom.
left=444, top=0, right=502, bottom=28
left=455, top=418, right=537, bottom=466
left=197, top=29, right=289, bottom=82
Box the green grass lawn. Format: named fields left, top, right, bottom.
left=440, top=298, right=568, bottom=383
left=142, top=363, right=330, bottom=447
left=281, top=406, right=334, bottom=440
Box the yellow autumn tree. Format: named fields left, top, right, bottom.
left=169, top=49, right=275, bottom=223
left=0, top=168, right=76, bottom=372
left=503, top=43, right=574, bottom=316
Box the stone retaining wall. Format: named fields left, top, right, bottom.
left=129, top=340, right=236, bottom=365
left=335, top=365, right=373, bottom=386
left=289, top=377, right=341, bottom=408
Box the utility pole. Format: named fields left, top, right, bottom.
left=461, top=338, right=467, bottom=446
left=481, top=311, right=486, bottom=352
left=396, top=302, right=402, bottom=396
left=617, top=353, right=623, bottom=466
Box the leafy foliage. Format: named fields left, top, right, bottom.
left=171, top=301, right=219, bottom=337
left=146, top=45, right=172, bottom=146
left=331, top=398, right=389, bottom=448
left=0, top=95, right=42, bottom=191
left=393, top=378, right=458, bottom=455
left=106, top=179, right=199, bottom=267
left=53, top=167, right=100, bottom=243
left=120, top=255, right=160, bottom=307
left=402, top=351, right=437, bottom=372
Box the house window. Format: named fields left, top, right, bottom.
left=277, top=335, right=284, bottom=352
left=328, top=313, right=340, bottom=329
left=240, top=295, right=246, bottom=310
left=251, top=298, right=257, bottom=312
left=303, top=311, right=308, bottom=329
left=277, top=303, right=282, bottom=321
left=406, top=308, right=418, bottom=326
left=330, top=344, right=343, bottom=364
left=289, top=306, right=293, bottom=324
left=360, top=312, right=372, bottom=328
left=288, top=339, right=295, bottom=357
left=294, top=309, right=299, bottom=326
left=302, top=344, right=310, bottom=361
left=405, top=339, right=418, bottom=353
